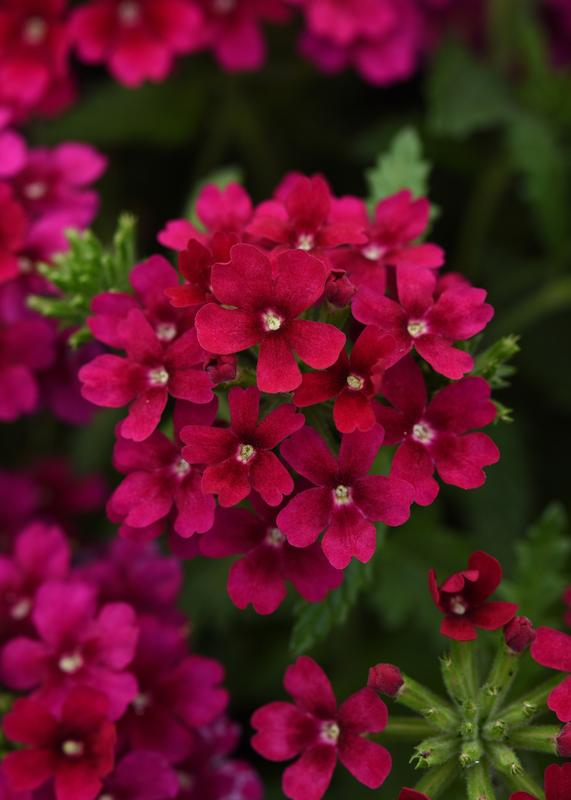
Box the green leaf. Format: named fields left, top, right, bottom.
left=502, top=503, right=570, bottom=623
left=426, top=40, right=513, bottom=139
left=366, top=127, right=431, bottom=207
left=28, top=214, right=136, bottom=346
left=473, top=335, right=520, bottom=389
left=289, top=532, right=384, bottom=654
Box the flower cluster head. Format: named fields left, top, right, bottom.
left=77, top=172, right=499, bottom=616
left=0, top=524, right=262, bottom=800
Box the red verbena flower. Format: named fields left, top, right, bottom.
left=181, top=386, right=304, bottom=507
left=278, top=425, right=414, bottom=569
left=195, top=243, right=346, bottom=392
left=251, top=655, right=392, bottom=800
left=510, top=763, right=571, bottom=800
left=352, top=268, right=494, bottom=380
left=531, top=627, right=571, bottom=722
left=199, top=494, right=343, bottom=614
left=429, top=550, right=518, bottom=641
left=2, top=687, right=116, bottom=800
left=375, top=356, right=499, bottom=505
left=165, top=232, right=237, bottom=309
left=97, top=751, right=179, bottom=800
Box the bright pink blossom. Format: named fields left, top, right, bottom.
left=429, top=550, right=518, bottom=641
left=70, top=0, right=204, bottom=87
left=0, top=183, right=27, bottom=283
left=200, top=494, right=343, bottom=614
left=375, top=356, right=499, bottom=504
left=182, top=386, right=304, bottom=507
left=195, top=244, right=346, bottom=392
left=108, top=400, right=217, bottom=540
left=251, top=656, right=392, bottom=800
left=531, top=627, right=571, bottom=722
left=510, top=763, right=571, bottom=800
left=2, top=687, right=116, bottom=800
left=278, top=425, right=413, bottom=569
left=294, top=326, right=401, bottom=433
left=352, top=268, right=494, bottom=380
left=1, top=580, right=138, bottom=720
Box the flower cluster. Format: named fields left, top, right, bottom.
left=0, top=129, right=106, bottom=423
left=0, top=524, right=262, bottom=800
left=78, top=174, right=499, bottom=615
left=252, top=549, right=571, bottom=799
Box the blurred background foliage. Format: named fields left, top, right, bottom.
left=5, top=0, right=571, bottom=795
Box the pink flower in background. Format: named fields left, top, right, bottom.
left=352, top=268, right=494, bottom=380
left=195, top=244, right=346, bottom=392
left=200, top=494, right=343, bottom=614
left=429, top=550, right=518, bottom=641
left=1, top=580, right=139, bottom=720
left=70, top=0, right=205, bottom=87
left=531, top=627, right=571, bottom=722
left=182, top=386, right=304, bottom=506
left=97, top=751, right=179, bottom=800
left=375, top=356, right=499, bottom=505
left=108, top=400, right=217, bottom=541
left=294, top=326, right=401, bottom=433
left=278, top=425, right=413, bottom=569
left=0, top=183, right=27, bottom=284
left=252, top=656, right=392, bottom=800
left=2, top=687, right=116, bottom=800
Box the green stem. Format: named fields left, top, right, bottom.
left=465, top=761, right=497, bottom=800
left=486, top=675, right=562, bottom=731
left=411, top=736, right=459, bottom=769
left=487, top=743, right=524, bottom=781
left=395, top=674, right=460, bottom=732
left=414, top=760, right=459, bottom=798
left=480, top=639, right=521, bottom=721
left=441, top=642, right=478, bottom=717
left=508, top=725, right=560, bottom=754
left=377, top=716, right=437, bottom=742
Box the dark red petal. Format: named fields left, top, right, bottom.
left=470, top=601, right=518, bottom=631
left=251, top=702, right=317, bottom=761
left=284, top=656, right=337, bottom=718
left=337, top=734, right=391, bottom=789
left=338, top=687, right=388, bottom=733
left=532, top=627, right=571, bottom=672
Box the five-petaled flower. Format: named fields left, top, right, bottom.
left=251, top=655, right=392, bottom=800
left=278, top=424, right=414, bottom=569
left=530, top=627, right=571, bottom=722
left=429, top=550, right=518, bottom=641
left=181, top=386, right=304, bottom=507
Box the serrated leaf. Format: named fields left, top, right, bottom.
left=290, top=531, right=384, bottom=654
left=366, top=127, right=431, bottom=207
left=426, top=40, right=514, bottom=138
left=502, top=503, right=570, bottom=623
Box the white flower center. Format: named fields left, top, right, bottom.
left=334, top=484, right=351, bottom=505
left=99, top=795, right=114, bottom=800
left=155, top=322, right=177, bottom=342
left=237, top=444, right=256, bottom=464
left=58, top=652, right=84, bottom=674
left=148, top=367, right=169, bottom=386
left=265, top=527, right=285, bottom=547
left=450, top=595, right=468, bottom=616
left=361, top=243, right=384, bottom=261
left=320, top=721, right=340, bottom=744
left=22, top=17, right=48, bottom=45
left=118, top=1, right=141, bottom=25
left=24, top=181, right=47, bottom=200
left=297, top=233, right=315, bottom=251
left=62, top=740, right=84, bottom=757
left=262, top=310, right=283, bottom=332
left=132, top=693, right=151, bottom=715
left=407, top=320, right=428, bottom=338
left=173, top=458, right=191, bottom=477
left=10, top=597, right=32, bottom=620
left=346, top=374, right=364, bottom=391
left=19, top=257, right=33, bottom=274
left=412, top=422, right=434, bottom=444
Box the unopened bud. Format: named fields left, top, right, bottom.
left=324, top=269, right=355, bottom=308
left=557, top=723, right=571, bottom=757
left=504, top=617, right=536, bottom=653
left=368, top=663, right=404, bottom=698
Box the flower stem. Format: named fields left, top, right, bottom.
left=465, top=761, right=497, bottom=800
left=415, top=759, right=459, bottom=798
left=411, top=736, right=459, bottom=769
left=396, top=674, right=459, bottom=732
left=507, top=725, right=560, bottom=754
left=486, top=675, right=562, bottom=731
left=378, top=716, right=437, bottom=742
left=441, top=641, right=478, bottom=716
left=479, top=638, right=521, bottom=721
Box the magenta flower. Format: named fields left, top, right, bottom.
left=200, top=494, right=343, bottom=614
left=0, top=522, right=69, bottom=644
left=120, top=616, right=228, bottom=762
left=278, top=425, right=414, bottom=569
left=98, top=751, right=179, bottom=800
left=375, top=356, right=499, bottom=504
left=2, top=687, right=116, bottom=800
left=294, top=326, right=401, bottom=433
left=530, top=627, right=571, bottom=722
left=510, top=763, right=571, bottom=800
left=182, top=386, right=304, bottom=507
left=195, top=244, right=346, bottom=392
left=165, top=232, right=237, bottom=309
left=70, top=0, right=205, bottom=87
left=399, top=791, right=431, bottom=800
left=1, top=580, right=138, bottom=720
left=246, top=173, right=366, bottom=253
left=352, top=268, right=494, bottom=380
left=108, top=399, right=217, bottom=541
left=0, top=183, right=27, bottom=283
left=80, top=310, right=216, bottom=441
left=332, top=190, right=444, bottom=296
left=251, top=656, right=392, bottom=800
left=428, top=550, right=518, bottom=641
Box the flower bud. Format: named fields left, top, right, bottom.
left=205, top=354, right=237, bottom=384
left=367, top=663, right=404, bottom=697
left=557, top=723, right=571, bottom=757
left=325, top=269, right=355, bottom=308
left=504, top=616, right=536, bottom=653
